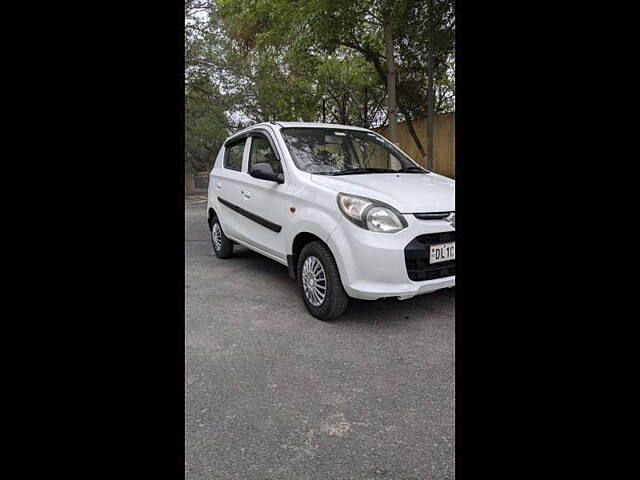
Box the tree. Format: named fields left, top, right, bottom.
left=185, top=77, right=229, bottom=173
left=395, top=0, right=455, bottom=164
left=216, top=0, right=391, bottom=128
left=426, top=0, right=435, bottom=169
left=315, top=52, right=387, bottom=127
left=184, top=0, right=455, bottom=171
left=382, top=0, right=399, bottom=144
left=185, top=0, right=230, bottom=172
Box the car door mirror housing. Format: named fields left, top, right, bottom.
left=251, top=162, right=284, bottom=183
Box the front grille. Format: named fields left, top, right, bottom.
left=414, top=212, right=451, bottom=220
left=404, top=231, right=455, bottom=281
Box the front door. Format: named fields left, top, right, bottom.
left=233, top=132, right=289, bottom=261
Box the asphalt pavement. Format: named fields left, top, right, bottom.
left=185, top=203, right=455, bottom=479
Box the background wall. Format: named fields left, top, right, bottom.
left=376, top=113, right=455, bottom=178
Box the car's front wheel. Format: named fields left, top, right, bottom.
left=210, top=216, right=234, bottom=258
left=297, top=241, right=349, bottom=320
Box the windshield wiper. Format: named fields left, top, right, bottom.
left=332, top=167, right=396, bottom=176
left=401, top=166, right=427, bottom=173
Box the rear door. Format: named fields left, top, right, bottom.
left=233, top=131, right=289, bottom=261
left=213, top=136, right=249, bottom=239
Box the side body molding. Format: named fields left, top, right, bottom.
left=217, top=197, right=283, bottom=233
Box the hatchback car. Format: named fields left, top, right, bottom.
left=207, top=122, right=455, bottom=320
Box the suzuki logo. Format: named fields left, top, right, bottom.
left=445, top=212, right=455, bottom=228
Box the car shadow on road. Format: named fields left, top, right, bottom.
left=224, top=245, right=297, bottom=289
left=227, top=246, right=289, bottom=274
left=337, top=291, right=455, bottom=326
left=229, top=245, right=455, bottom=324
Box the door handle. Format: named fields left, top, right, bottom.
left=241, top=190, right=251, bottom=199
left=216, top=183, right=221, bottom=190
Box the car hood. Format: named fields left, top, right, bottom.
left=311, top=172, right=455, bottom=213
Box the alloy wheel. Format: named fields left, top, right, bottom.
left=302, top=255, right=327, bottom=306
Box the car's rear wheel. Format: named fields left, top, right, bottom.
left=210, top=216, right=234, bottom=258
left=297, top=241, right=348, bottom=320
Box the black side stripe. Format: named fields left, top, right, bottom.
left=217, top=197, right=282, bottom=233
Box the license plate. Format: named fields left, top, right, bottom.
left=429, top=242, right=455, bottom=264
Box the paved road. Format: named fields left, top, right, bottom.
left=185, top=204, right=455, bottom=479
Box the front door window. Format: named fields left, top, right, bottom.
left=248, top=136, right=282, bottom=174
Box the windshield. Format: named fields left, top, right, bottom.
left=280, top=127, right=427, bottom=175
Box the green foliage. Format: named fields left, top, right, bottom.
left=214, top=0, right=455, bottom=120
left=214, top=0, right=396, bottom=126
left=184, top=0, right=455, bottom=171
left=395, top=0, right=455, bottom=117
left=185, top=78, right=229, bottom=173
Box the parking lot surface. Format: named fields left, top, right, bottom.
left=185, top=203, right=455, bottom=479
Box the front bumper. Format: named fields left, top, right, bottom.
left=327, top=215, right=455, bottom=300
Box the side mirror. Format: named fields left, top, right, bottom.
left=250, top=162, right=284, bottom=183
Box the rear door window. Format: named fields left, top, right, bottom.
left=224, top=139, right=246, bottom=171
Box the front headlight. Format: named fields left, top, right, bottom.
left=337, top=193, right=407, bottom=233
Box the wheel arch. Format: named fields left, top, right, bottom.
left=288, top=231, right=345, bottom=283
left=207, top=207, right=217, bottom=230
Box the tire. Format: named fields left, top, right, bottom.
left=297, top=241, right=349, bottom=320
left=210, top=216, right=234, bottom=258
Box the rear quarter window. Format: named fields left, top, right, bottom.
left=224, top=139, right=246, bottom=171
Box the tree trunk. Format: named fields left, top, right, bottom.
left=397, top=98, right=427, bottom=160
left=341, top=93, right=348, bottom=124
left=363, top=87, right=368, bottom=128
left=426, top=0, right=435, bottom=170
left=404, top=112, right=427, bottom=160
left=382, top=0, right=399, bottom=145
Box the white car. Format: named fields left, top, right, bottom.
left=207, top=122, right=455, bottom=320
